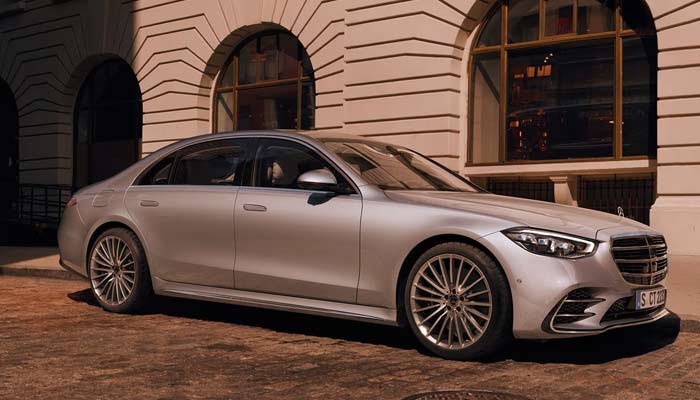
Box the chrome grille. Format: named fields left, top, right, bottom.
left=611, top=235, right=668, bottom=286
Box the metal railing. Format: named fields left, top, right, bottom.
left=1, top=183, right=72, bottom=228
left=579, top=175, right=655, bottom=225
left=487, top=178, right=555, bottom=203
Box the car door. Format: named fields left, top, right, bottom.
left=234, top=138, right=362, bottom=303
left=125, top=138, right=253, bottom=288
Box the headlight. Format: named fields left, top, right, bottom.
left=503, top=228, right=597, bottom=259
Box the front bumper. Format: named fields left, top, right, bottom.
left=478, top=231, right=668, bottom=339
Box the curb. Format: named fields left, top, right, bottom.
left=679, top=315, right=700, bottom=334
left=0, top=265, right=86, bottom=281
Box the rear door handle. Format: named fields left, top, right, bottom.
left=243, top=204, right=267, bottom=212
left=140, top=200, right=159, bottom=207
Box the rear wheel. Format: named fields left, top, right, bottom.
left=88, top=228, right=152, bottom=313
left=404, top=242, right=512, bottom=360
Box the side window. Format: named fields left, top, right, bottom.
left=255, top=139, right=353, bottom=192
left=138, top=156, right=174, bottom=185
left=172, top=139, right=250, bottom=186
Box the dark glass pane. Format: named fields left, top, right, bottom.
left=621, top=0, right=655, bottom=35
left=577, top=0, right=615, bottom=34
left=508, top=0, right=540, bottom=43
left=74, top=59, right=142, bottom=188
left=219, top=62, right=234, bottom=87
left=237, top=84, right=298, bottom=130
left=472, top=53, right=501, bottom=164
left=173, top=141, right=248, bottom=185
left=216, top=91, right=234, bottom=132
left=140, top=156, right=174, bottom=185
left=545, top=0, right=574, bottom=36
left=506, top=41, right=615, bottom=161
left=301, top=82, right=315, bottom=130
left=77, top=106, right=90, bottom=144
left=323, top=141, right=479, bottom=192
left=477, top=6, right=501, bottom=48
left=260, top=34, right=278, bottom=81
left=94, top=103, right=138, bottom=142
left=623, top=36, right=657, bottom=157
left=302, top=51, right=314, bottom=78
left=279, top=33, right=299, bottom=79
left=89, top=140, right=137, bottom=183
left=256, top=139, right=351, bottom=191
left=238, top=39, right=258, bottom=84
left=92, top=61, right=139, bottom=104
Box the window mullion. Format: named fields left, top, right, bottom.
left=500, top=3, right=508, bottom=163
left=233, top=55, right=239, bottom=131
left=296, top=60, right=303, bottom=130
left=614, top=1, right=623, bottom=159
left=539, top=0, right=545, bottom=40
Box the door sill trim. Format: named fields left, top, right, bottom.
left=152, top=277, right=398, bottom=326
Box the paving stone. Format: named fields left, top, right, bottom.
left=1, top=276, right=699, bottom=400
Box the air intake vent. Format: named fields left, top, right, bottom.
left=552, top=288, right=603, bottom=327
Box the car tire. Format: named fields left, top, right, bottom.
left=403, top=242, right=512, bottom=360
left=87, top=227, right=152, bottom=313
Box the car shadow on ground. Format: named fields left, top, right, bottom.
left=68, top=289, right=680, bottom=365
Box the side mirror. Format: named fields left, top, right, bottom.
left=297, top=168, right=338, bottom=192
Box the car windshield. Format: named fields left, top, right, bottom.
left=321, top=140, right=483, bottom=192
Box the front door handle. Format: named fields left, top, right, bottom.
left=140, top=200, right=159, bottom=207
left=243, top=204, right=267, bottom=212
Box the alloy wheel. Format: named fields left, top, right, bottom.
left=90, top=236, right=136, bottom=306
left=409, top=254, right=493, bottom=349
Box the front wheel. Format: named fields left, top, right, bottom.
left=404, top=242, right=512, bottom=360
left=87, top=228, right=152, bottom=313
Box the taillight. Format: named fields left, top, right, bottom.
left=65, top=198, right=77, bottom=209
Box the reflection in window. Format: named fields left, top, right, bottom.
left=623, top=36, right=657, bottom=156
left=215, top=31, right=314, bottom=132
left=477, top=6, right=501, bottom=48
left=578, top=0, right=615, bottom=34
left=256, top=139, right=351, bottom=192
left=472, top=54, right=500, bottom=163
left=470, top=0, right=657, bottom=163
left=507, top=42, right=615, bottom=160
left=323, top=141, right=479, bottom=192
left=172, top=141, right=249, bottom=186
left=545, top=0, right=574, bottom=36
left=508, top=0, right=539, bottom=43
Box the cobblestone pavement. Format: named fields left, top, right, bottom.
left=1, top=276, right=699, bottom=400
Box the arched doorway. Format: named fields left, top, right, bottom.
left=74, top=58, right=142, bottom=189
left=0, top=79, right=18, bottom=225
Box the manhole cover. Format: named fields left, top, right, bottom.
left=403, top=390, right=529, bottom=400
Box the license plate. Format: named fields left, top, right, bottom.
left=635, top=288, right=666, bottom=310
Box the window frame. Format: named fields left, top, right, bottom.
left=213, top=30, right=314, bottom=132
left=136, top=138, right=255, bottom=186
left=251, top=138, right=359, bottom=195
left=468, top=0, right=657, bottom=166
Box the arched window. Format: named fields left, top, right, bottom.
left=469, top=0, right=656, bottom=164
left=74, top=59, right=142, bottom=188
left=214, top=30, right=315, bottom=132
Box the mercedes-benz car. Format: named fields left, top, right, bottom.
left=58, top=131, right=669, bottom=360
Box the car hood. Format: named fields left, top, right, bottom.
left=384, top=191, right=650, bottom=239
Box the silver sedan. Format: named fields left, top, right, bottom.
left=58, top=131, right=669, bottom=360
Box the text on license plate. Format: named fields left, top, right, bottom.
left=635, top=288, right=666, bottom=310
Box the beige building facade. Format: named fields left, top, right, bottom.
left=0, top=0, right=699, bottom=254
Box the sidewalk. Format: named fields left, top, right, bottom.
left=0, top=246, right=83, bottom=280
left=0, top=246, right=697, bottom=321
